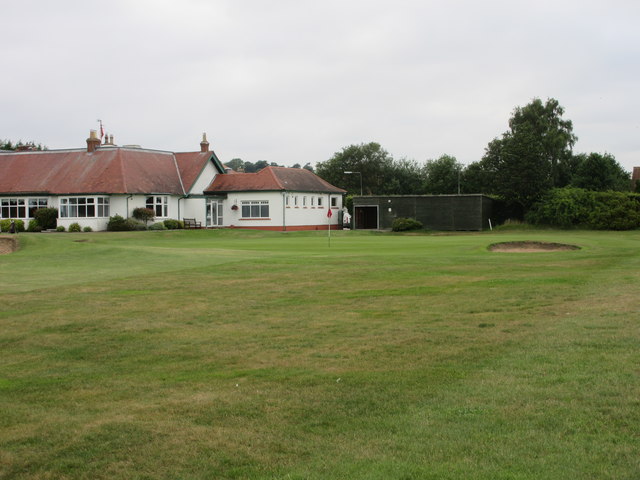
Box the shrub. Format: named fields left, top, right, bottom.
left=526, top=188, right=594, bottom=228
left=132, top=207, right=155, bottom=225
left=27, top=219, right=42, bottom=232
left=108, top=215, right=148, bottom=231
left=56, top=225, right=66, bottom=232
left=527, top=188, right=640, bottom=230
left=391, top=217, right=423, bottom=232
left=33, top=208, right=58, bottom=229
left=83, top=226, right=93, bottom=232
left=107, top=215, right=129, bottom=231
left=163, top=219, right=183, bottom=230
left=149, top=222, right=167, bottom=231
left=0, top=219, right=25, bottom=232
left=127, top=219, right=147, bottom=231
left=68, top=222, right=82, bottom=232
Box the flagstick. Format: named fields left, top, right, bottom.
left=327, top=201, right=332, bottom=248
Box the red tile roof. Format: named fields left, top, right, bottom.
left=205, top=166, right=346, bottom=194
left=0, top=147, right=217, bottom=195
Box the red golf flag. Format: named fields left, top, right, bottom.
left=327, top=208, right=332, bottom=218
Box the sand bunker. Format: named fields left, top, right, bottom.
left=0, top=237, right=18, bottom=255
left=489, top=241, right=580, bottom=253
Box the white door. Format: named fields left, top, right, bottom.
left=206, top=200, right=223, bottom=227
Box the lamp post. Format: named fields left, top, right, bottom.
left=344, top=171, right=363, bottom=196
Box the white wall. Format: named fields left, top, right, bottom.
left=224, top=191, right=342, bottom=229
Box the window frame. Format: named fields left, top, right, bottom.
left=1, top=197, right=49, bottom=219
left=146, top=196, right=168, bottom=217
left=59, top=196, right=110, bottom=218
left=240, top=200, right=270, bottom=219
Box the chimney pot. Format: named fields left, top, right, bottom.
left=200, top=132, right=210, bottom=153
left=86, top=130, right=101, bottom=152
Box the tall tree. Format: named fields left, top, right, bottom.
left=316, top=142, right=395, bottom=195
left=474, top=97, right=576, bottom=212
left=508, top=98, right=577, bottom=187
left=570, top=153, right=630, bottom=191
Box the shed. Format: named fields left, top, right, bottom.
left=351, top=194, right=495, bottom=231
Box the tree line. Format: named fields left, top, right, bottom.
left=315, top=98, right=634, bottom=220
left=1, top=139, right=47, bottom=151
left=225, top=158, right=314, bottom=173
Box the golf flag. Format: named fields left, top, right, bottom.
left=327, top=208, right=332, bottom=218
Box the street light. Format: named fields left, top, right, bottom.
left=344, top=171, right=363, bottom=196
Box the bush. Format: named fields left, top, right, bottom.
left=132, top=207, right=155, bottom=225
left=391, top=217, right=423, bottom=232
left=526, top=188, right=594, bottom=228
left=149, top=222, right=167, bottom=231
left=107, top=215, right=128, bottom=231
left=27, top=219, right=42, bottom=232
left=33, top=208, right=58, bottom=229
left=56, top=226, right=66, bottom=232
left=0, top=219, right=25, bottom=233
left=126, top=218, right=147, bottom=231
left=68, top=222, right=82, bottom=232
left=83, top=226, right=93, bottom=232
left=163, top=219, right=183, bottom=230
left=527, top=188, right=640, bottom=230
left=108, top=215, right=148, bottom=231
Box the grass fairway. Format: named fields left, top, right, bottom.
left=1, top=229, right=639, bottom=479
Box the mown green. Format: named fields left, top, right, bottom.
left=0, top=229, right=638, bottom=479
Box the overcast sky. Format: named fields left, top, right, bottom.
left=2, top=0, right=639, bottom=172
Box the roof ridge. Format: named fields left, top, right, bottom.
left=261, top=166, right=285, bottom=189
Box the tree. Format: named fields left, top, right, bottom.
left=473, top=97, right=576, bottom=213
left=316, top=142, right=396, bottom=195
left=303, top=163, right=314, bottom=173
left=570, top=153, right=630, bottom=191
left=1, top=139, right=46, bottom=151
left=423, top=155, right=462, bottom=194
left=508, top=98, right=577, bottom=187
left=225, top=158, right=244, bottom=171
left=385, top=158, right=425, bottom=195
left=132, top=207, right=155, bottom=226
left=460, top=161, right=489, bottom=194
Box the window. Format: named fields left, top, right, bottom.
left=311, top=196, right=315, bottom=207
left=1, top=198, right=49, bottom=219
left=146, top=196, right=168, bottom=217
left=28, top=198, right=48, bottom=217
left=59, top=197, right=110, bottom=218
left=294, top=196, right=299, bottom=207
left=317, top=197, right=323, bottom=207
left=331, top=196, right=338, bottom=207
left=303, top=196, right=307, bottom=207
left=241, top=200, right=269, bottom=218
left=285, top=195, right=290, bottom=207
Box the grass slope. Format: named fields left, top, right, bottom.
left=1, top=230, right=639, bottom=479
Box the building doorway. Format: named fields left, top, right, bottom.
left=353, top=205, right=379, bottom=229
left=206, top=200, right=223, bottom=227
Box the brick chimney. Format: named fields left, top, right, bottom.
left=200, top=132, right=210, bottom=153
left=86, top=130, right=101, bottom=152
